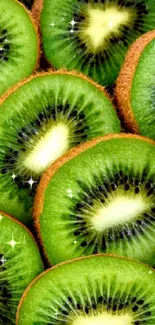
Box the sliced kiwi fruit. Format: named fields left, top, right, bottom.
left=0, top=71, right=120, bottom=225
left=115, top=30, right=155, bottom=138
left=33, top=134, right=155, bottom=266
left=17, top=254, right=155, bottom=324
left=0, top=0, right=38, bottom=97
left=0, top=211, right=43, bottom=324
left=37, top=0, right=155, bottom=86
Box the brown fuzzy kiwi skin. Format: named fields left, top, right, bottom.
left=13, top=0, right=41, bottom=72
left=31, top=0, right=50, bottom=70
left=32, top=0, right=43, bottom=31
left=16, top=253, right=155, bottom=324
left=115, top=30, right=155, bottom=133
left=0, top=69, right=113, bottom=107
left=0, top=210, right=44, bottom=268
left=32, top=0, right=52, bottom=70
left=32, top=133, right=155, bottom=266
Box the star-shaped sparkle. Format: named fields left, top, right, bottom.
left=11, top=173, right=16, bottom=180
left=26, top=177, right=37, bottom=189
left=70, top=19, right=76, bottom=26
left=73, top=240, right=77, bottom=244
left=50, top=22, right=55, bottom=27
left=7, top=236, right=19, bottom=249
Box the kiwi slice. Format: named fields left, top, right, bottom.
left=0, top=71, right=120, bottom=225
left=17, top=254, right=155, bottom=324
left=115, top=30, right=155, bottom=138
left=0, top=0, right=38, bottom=97
left=38, top=0, right=155, bottom=86
left=0, top=211, right=43, bottom=324
left=33, top=134, right=155, bottom=266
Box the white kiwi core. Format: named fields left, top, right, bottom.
left=21, top=123, right=69, bottom=174
left=91, top=192, right=148, bottom=232
left=72, top=312, right=133, bottom=325
left=82, top=6, right=133, bottom=51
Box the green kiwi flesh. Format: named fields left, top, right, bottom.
left=130, top=37, right=155, bottom=139
left=17, top=255, right=155, bottom=324
left=0, top=211, right=43, bottom=324
left=36, top=136, right=155, bottom=266
left=0, top=72, right=120, bottom=225
left=0, top=0, right=38, bottom=97
left=40, top=0, right=155, bottom=86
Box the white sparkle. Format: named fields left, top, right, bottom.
left=4, top=38, right=8, bottom=42
left=7, top=236, right=19, bottom=249
left=11, top=173, right=16, bottom=180
left=149, top=270, right=153, bottom=274
left=50, top=22, right=55, bottom=27
left=70, top=29, right=74, bottom=34
left=73, top=240, right=77, bottom=244
left=0, top=256, right=7, bottom=265
left=0, top=47, right=3, bottom=51
left=66, top=188, right=74, bottom=199
left=0, top=214, right=3, bottom=221
left=26, top=177, right=37, bottom=189
left=70, top=19, right=76, bottom=26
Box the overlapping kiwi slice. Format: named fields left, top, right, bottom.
left=115, top=30, right=155, bottom=138
left=38, top=0, right=155, bottom=86
left=34, top=134, right=155, bottom=266
left=0, top=71, right=120, bottom=225
left=0, top=0, right=38, bottom=97
left=0, top=211, right=43, bottom=324
left=17, top=255, right=155, bottom=324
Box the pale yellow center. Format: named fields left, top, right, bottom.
left=72, top=312, right=133, bottom=325
left=83, top=8, right=130, bottom=50
left=92, top=194, right=147, bottom=232
left=21, top=123, right=69, bottom=174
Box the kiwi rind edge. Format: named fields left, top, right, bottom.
left=6, top=0, right=41, bottom=79
left=32, top=133, right=155, bottom=266
left=16, top=253, right=155, bottom=324
left=32, top=0, right=43, bottom=31
left=115, top=30, right=155, bottom=133
left=0, top=210, right=44, bottom=269
left=31, top=0, right=50, bottom=69
left=0, top=69, right=111, bottom=106
left=0, top=0, right=41, bottom=89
